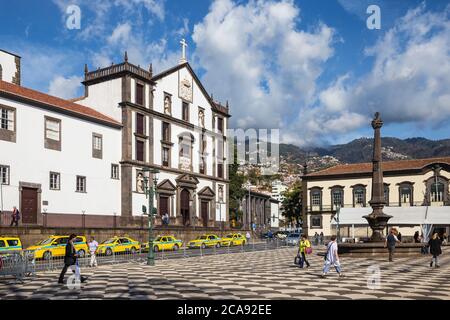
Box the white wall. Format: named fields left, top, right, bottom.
left=0, top=96, right=121, bottom=215
left=0, top=51, right=18, bottom=84
left=77, top=78, right=123, bottom=123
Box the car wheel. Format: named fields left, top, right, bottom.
left=153, top=246, right=159, bottom=252
left=201, top=243, right=206, bottom=249
left=173, top=244, right=179, bottom=251
left=216, top=243, right=221, bottom=248
left=131, top=247, right=136, bottom=254
left=105, top=248, right=113, bottom=256
left=43, top=251, right=52, bottom=260
left=78, top=249, right=86, bottom=258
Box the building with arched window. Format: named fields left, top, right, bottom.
left=302, top=157, right=450, bottom=239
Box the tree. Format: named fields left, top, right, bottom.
left=281, top=181, right=302, bottom=228
left=228, top=143, right=246, bottom=224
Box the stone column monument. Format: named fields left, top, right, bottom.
left=363, top=112, right=392, bottom=242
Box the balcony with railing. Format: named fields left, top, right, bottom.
left=84, top=61, right=153, bottom=84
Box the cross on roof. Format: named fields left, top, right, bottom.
left=179, top=38, right=188, bottom=64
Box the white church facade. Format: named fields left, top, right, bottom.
left=0, top=46, right=230, bottom=228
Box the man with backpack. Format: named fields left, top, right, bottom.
left=10, top=206, right=20, bottom=227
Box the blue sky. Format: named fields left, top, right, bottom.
left=1, top=0, right=449, bottom=146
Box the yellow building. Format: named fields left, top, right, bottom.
left=302, top=157, right=450, bottom=240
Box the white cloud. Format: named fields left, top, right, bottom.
left=192, top=0, right=335, bottom=133
left=108, top=23, right=132, bottom=45
left=48, top=75, right=83, bottom=99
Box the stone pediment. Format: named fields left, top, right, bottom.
left=176, top=173, right=199, bottom=186
left=157, top=179, right=176, bottom=191
left=197, top=186, right=215, bottom=199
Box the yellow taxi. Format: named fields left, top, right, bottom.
left=187, top=234, right=224, bottom=249
left=96, top=236, right=140, bottom=256
left=0, top=237, right=23, bottom=252
left=141, top=235, right=183, bottom=252
left=26, top=235, right=88, bottom=260
left=220, top=233, right=246, bottom=246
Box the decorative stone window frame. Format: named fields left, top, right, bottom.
left=157, top=179, right=176, bottom=216
left=76, top=175, right=86, bottom=193
left=309, top=186, right=323, bottom=211
left=329, top=185, right=344, bottom=210
left=111, top=164, right=120, bottom=180
left=92, top=133, right=103, bottom=159
left=424, top=176, right=449, bottom=205
left=310, top=215, right=323, bottom=229
left=49, top=171, right=61, bottom=190
left=135, top=80, right=146, bottom=107
left=135, top=112, right=146, bottom=136
left=0, top=104, right=16, bottom=143
left=44, top=116, right=61, bottom=151
left=351, top=184, right=367, bottom=207
left=396, top=181, right=414, bottom=206
left=161, top=121, right=171, bottom=143
left=0, top=164, right=10, bottom=185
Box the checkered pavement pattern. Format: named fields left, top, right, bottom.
left=1, top=247, right=449, bottom=300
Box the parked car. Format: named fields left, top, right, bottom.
left=273, top=231, right=289, bottom=240
left=188, top=234, right=225, bottom=249
left=141, top=235, right=182, bottom=252
left=96, top=236, right=140, bottom=256
left=220, top=233, right=246, bottom=246
left=0, top=237, right=22, bottom=253
left=285, top=233, right=301, bottom=246
left=26, top=235, right=88, bottom=260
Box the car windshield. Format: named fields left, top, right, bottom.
left=198, top=236, right=207, bottom=240
left=225, top=234, right=234, bottom=238
left=40, top=238, right=55, bottom=245
left=155, top=237, right=162, bottom=241
left=102, top=239, right=116, bottom=244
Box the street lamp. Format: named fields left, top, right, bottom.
left=244, top=182, right=252, bottom=229
left=142, top=167, right=159, bottom=266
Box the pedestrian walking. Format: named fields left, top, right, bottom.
left=413, top=231, right=420, bottom=243
left=385, top=228, right=400, bottom=262
left=298, top=235, right=311, bottom=268
left=319, top=232, right=324, bottom=245
left=162, top=213, right=169, bottom=225
left=314, top=232, right=319, bottom=246
left=321, top=235, right=343, bottom=278
left=88, top=236, right=99, bottom=267
left=58, top=234, right=87, bottom=284
left=9, top=206, right=20, bottom=227
left=429, top=233, right=442, bottom=268
left=245, top=231, right=251, bottom=245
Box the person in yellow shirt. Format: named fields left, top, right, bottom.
left=298, top=235, right=311, bottom=268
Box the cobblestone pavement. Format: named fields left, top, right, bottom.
left=1, top=247, right=450, bottom=300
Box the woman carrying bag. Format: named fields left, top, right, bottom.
left=298, top=235, right=312, bottom=268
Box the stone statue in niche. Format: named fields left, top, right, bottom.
left=164, top=96, right=171, bottom=115
left=137, top=172, right=145, bottom=193
left=198, top=110, right=205, bottom=127
left=218, top=185, right=224, bottom=202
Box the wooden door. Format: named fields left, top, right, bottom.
left=180, top=189, right=190, bottom=226
left=21, top=187, right=38, bottom=224
left=201, top=201, right=208, bottom=227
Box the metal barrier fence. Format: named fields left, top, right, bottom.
left=0, top=239, right=292, bottom=280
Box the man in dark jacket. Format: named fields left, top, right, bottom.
left=385, top=228, right=400, bottom=262
left=58, top=234, right=87, bottom=284
left=9, top=206, right=20, bottom=227
left=429, top=233, right=442, bottom=268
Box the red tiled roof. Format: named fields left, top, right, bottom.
left=0, top=80, right=121, bottom=127
left=306, top=157, right=450, bottom=177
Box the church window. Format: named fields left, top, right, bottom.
left=0, top=165, right=10, bottom=185
left=162, top=147, right=170, bottom=167
left=111, top=164, right=119, bottom=180
left=136, top=139, right=145, bottom=162
left=182, top=102, right=189, bottom=121
left=92, top=133, right=102, bottom=159
left=136, top=113, right=145, bottom=135
left=162, top=122, right=170, bottom=141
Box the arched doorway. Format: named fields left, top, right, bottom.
left=180, top=188, right=190, bottom=226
